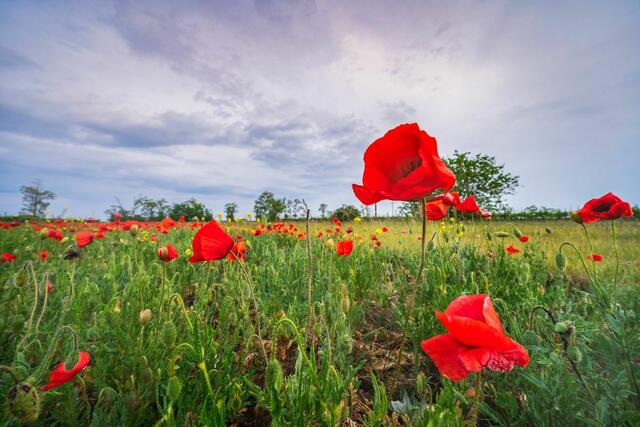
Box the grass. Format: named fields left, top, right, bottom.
left=0, top=218, right=639, bottom=426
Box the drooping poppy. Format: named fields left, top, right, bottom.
left=75, top=232, right=94, bottom=248
left=42, top=351, right=90, bottom=391
left=189, top=221, right=234, bottom=263
left=577, top=192, right=633, bottom=224
left=157, top=244, right=179, bottom=263
left=352, top=123, right=456, bottom=204
left=336, top=240, right=354, bottom=256
left=421, top=294, right=529, bottom=381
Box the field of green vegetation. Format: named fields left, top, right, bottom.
left=1, top=218, right=639, bottom=426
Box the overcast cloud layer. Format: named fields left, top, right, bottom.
left=1, top=0, right=639, bottom=218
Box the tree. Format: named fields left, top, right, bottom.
left=224, top=202, right=239, bottom=221
left=254, top=191, right=286, bottom=222
left=444, top=151, right=519, bottom=212
left=318, top=203, right=328, bottom=219
left=20, top=180, right=55, bottom=217
left=332, top=205, right=360, bottom=222
left=169, top=198, right=213, bottom=221
left=132, top=196, right=170, bottom=221
left=398, top=202, right=420, bottom=217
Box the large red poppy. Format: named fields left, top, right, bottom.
left=577, top=192, right=633, bottom=224
left=189, top=221, right=234, bottom=263
left=421, top=294, right=529, bottom=381
left=352, top=123, right=455, bottom=204
left=42, top=351, right=90, bottom=391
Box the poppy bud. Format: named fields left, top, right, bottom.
left=567, top=346, right=582, bottom=363
left=512, top=226, right=523, bottom=238
left=130, top=224, right=139, bottom=236
left=545, top=227, right=553, bottom=235
left=341, top=295, right=351, bottom=313
left=570, top=211, right=583, bottom=224
left=494, top=231, right=511, bottom=238
left=416, top=371, right=426, bottom=396
left=229, top=383, right=243, bottom=412
left=167, top=376, right=182, bottom=401
left=325, top=239, right=335, bottom=249
left=139, top=309, right=152, bottom=325
left=7, top=382, right=40, bottom=423
left=162, top=321, right=177, bottom=347
left=523, top=330, right=541, bottom=346
left=553, top=321, right=575, bottom=338
left=427, top=240, right=435, bottom=251
left=555, top=253, right=567, bottom=271
left=157, top=246, right=169, bottom=260
left=268, top=359, right=284, bottom=392
left=485, top=231, right=493, bottom=241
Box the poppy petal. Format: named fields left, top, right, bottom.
left=421, top=334, right=470, bottom=381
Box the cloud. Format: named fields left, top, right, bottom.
left=0, top=0, right=639, bottom=217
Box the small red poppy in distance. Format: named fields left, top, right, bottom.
left=75, top=231, right=94, bottom=248
left=519, top=235, right=529, bottom=243
left=421, top=294, right=529, bottom=381
left=42, top=351, right=90, bottom=391
left=577, top=192, right=633, bottom=224
left=227, top=240, right=247, bottom=262
left=2, top=252, right=16, bottom=262
left=506, top=245, right=520, bottom=255
left=589, top=253, right=603, bottom=262
left=40, top=249, right=48, bottom=261
left=352, top=123, right=455, bottom=205
left=157, top=244, right=179, bottom=263
left=336, top=240, right=354, bottom=256
left=189, top=221, right=234, bottom=263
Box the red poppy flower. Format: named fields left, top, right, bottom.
left=227, top=240, right=247, bottom=262
left=332, top=217, right=342, bottom=227
left=577, top=192, right=633, bottom=224
left=189, top=221, right=234, bottom=263
left=506, top=245, right=520, bottom=255
left=47, top=281, right=53, bottom=293
left=382, top=226, right=389, bottom=233
left=346, top=227, right=353, bottom=234
left=519, top=235, right=529, bottom=243
left=75, top=232, right=94, bottom=248
left=352, top=123, right=456, bottom=204
left=422, top=200, right=449, bottom=221
left=481, top=210, right=492, bottom=219
left=431, top=191, right=461, bottom=207
left=336, top=240, right=354, bottom=256
left=42, top=351, right=90, bottom=391
left=113, top=213, right=121, bottom=221
left=456, top=195, right=481, bottom=214
left=253, top=228, right=263, bottom=236
left=40, top=249, right=48, bottom=261
left=589, top=253, right=603, bottom=262
left=2, top=252, right=16, bottom=262
left=421, top=294, right=529, bottom=381
left=157, top=244, right=179, bottom=263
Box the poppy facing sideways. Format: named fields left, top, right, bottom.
left=421, top=294, right=529, bottom=381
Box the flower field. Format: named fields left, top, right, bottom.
left=1, top=124, right=639, bottom=426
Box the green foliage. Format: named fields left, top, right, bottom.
left=332, top=205, right=360, bottom=222
left=169, top=198, right=213, bottom=221
left=444, top=151, right=519, bottom=212
left=20, top=180, right=55, bottom=217
left=398, top=202, right=420, bottom=218
left=224, top=202, right=238, bottom=221
left=253, top=191, right=286, bottom=222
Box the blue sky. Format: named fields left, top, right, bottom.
left=1, top=0, right=639, bottom=218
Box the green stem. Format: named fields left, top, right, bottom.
left=31, top=325, right=79, bottom=383
left=580, top=224, right=597, bottom=284
left=390, top=197, right=427, bottom=396
left=470, top=371, right=482, bottom=426
left=559, top=242, right=595, bottom=286
left=157, top=262, right=167, bottom=327
left=611, top=220, right=620, bottom=291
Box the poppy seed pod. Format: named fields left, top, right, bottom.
left=567, top=346, right=583, bottom=363
left=162, top=321, right=177, bottom=347
left=139, top=309, right=152, bottom=325
left=553, top=321, right=575, bottom=338
left=8, top=382, right=40, bottom=424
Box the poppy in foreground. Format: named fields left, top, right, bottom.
left=157, top=244, right=179, bottom=263
left=336, top=240, right=354, bottom=256
left=75, top=232, right=94, bottom=248
left=189, top=221, right=234, bottom=263
left=577, top=192, right=633, bottom=224
left=42, top=352, right=90, bottom=391
left=352, top=123, right=455, bottom=205
left=421, top=294, right=529, bottom=381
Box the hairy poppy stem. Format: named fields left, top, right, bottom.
left=580, top=224, right=598, bottom=284
left=611, top=220, right=620, bottom=291
left=157, top=262, right=167, bottom=327
left=559, top=242, right=596, bottom=288
left=390, top=197, right=428, bottom=396
left=469, top=371, right=482, bottom=426
left=32, top=325, right=79, bottom=384
left=303, top=201, right=314, bottom=340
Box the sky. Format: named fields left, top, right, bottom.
left=1, top=0, right=639, bottom=218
